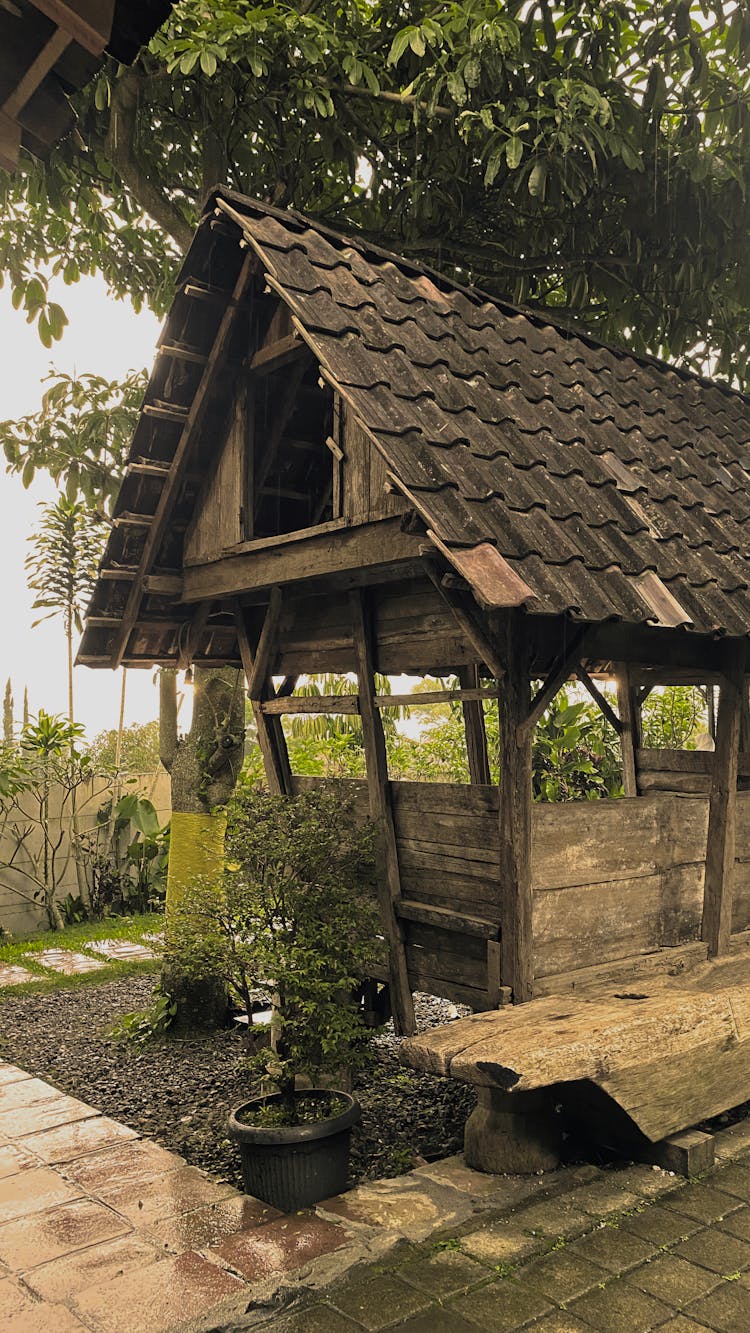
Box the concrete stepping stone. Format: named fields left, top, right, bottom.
left=30, top=949, right=106, bottom=975
left=0, top=964, right=35, bottom=988
left=85, top=939, right=156, bottom=962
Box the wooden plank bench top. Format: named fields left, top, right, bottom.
left=400, top=959, right=750, bottom=1143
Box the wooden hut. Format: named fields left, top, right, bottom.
left=79, top=190, right=750, bottom=1167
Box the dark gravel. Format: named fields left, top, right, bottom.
left=0, top=977, right=475, bottom=1189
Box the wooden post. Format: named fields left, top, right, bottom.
left=498, top=610, right=533, bottom=1004
left=350, top=589, right=416, bottom=1036
left=702, top=643, right=745, bottom=957
left=616, top=665, right=640, bottom=796
left=458, top=665, right=491, bottom=785
left=233, top=600, right=293, bottom=796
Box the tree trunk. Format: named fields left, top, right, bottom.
left=160, top=666, right=245, bottom=1028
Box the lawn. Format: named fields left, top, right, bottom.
left=0, top=912, right=163, bottom=995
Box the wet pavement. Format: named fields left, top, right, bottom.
left=5, top=1058, right=750, bottom=1331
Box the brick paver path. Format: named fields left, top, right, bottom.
left=7, top=1056, right=750, bottom=1333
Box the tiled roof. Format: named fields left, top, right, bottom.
left=79, top=190, right=750, bottom=669
left=218, top=193, right=750, bottom=638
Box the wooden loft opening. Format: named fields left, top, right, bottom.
left=249, top=362, right=336, bottom=541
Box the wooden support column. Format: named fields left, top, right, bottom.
left=702, top=643, right=745, bottom=957
left=350, top=589, right=415, bottom=1037
left=233, top=597, right=292, bottom=796
left=458, top=665, right=491, bottom=785
left=498, top=610, right=533, bottom=1004
left=616, top=665, right=640, bottom=796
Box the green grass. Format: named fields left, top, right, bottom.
left=0, top=912, right=163, bottom=997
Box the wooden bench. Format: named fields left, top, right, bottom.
left=400, top=954, right=750, bottom=1175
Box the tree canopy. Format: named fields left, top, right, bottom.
left=1, top=1, right=750, bottom=380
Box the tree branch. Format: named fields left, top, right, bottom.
left=106, top=68, right=194, bottom=252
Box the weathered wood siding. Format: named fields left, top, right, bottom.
left=184, top=385, right=245, bottom=565
left=342, top=410, right=406, bottom=521
left=293, top=775, right=750, bottom=1004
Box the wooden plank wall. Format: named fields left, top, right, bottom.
left=184, top=384, right=245, bottom=565
left=293, top=775, right=750, bottom=1004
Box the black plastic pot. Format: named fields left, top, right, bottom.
left=228, top=1090, right=361, bottom=1213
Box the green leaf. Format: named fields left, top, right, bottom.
left=528, top=158, right=548, bottom=199
left=506, top=135, right=523, bottom=169
left=200, top=50, right=217, bottom=77
left=388, top=29, right=412, bottom=66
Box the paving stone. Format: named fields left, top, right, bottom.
left=614, top=1165, right=684, bottom=1200
left=279, top=1308, right=365, bottom=1332
left=652, top=1319, right=719, bottom=1333
left=675, top=1226, right=750, bottom=1274
left=450, top=1275, right=553, bottom=1330
left=718, top=1206, right=750, bottom=1242
left=460, top=1219, right=546, bottom=1265
left=30, top=949, right=105, bottom=975
left=0, top=1096, right=97, bottom=1139
left=567, top=1278, right=672, bottom=1332
left=715, top=1123, right=750, bottom=1161
left=0, top=1195, right=129, bottom=1269
left=23, top=1234, right=166, bottom=1303
left=503, top=1196, right=592, bottom=1240
left=85, top=939, right=156, bottom=961
left=209, top=1212, right=346, bottom=1282
left=0, top=1165, right=81, bottom=1224
left=387, top=1308, right=478, bottom=1332
left=565, top=1177, right=642, bottom=1219
left=73, top=1250, right=245, bottom=1333
left=0, top=1276, right=29, bottom=1318
left=570, top=1224, right=657, bottom=1274
left=409, top=1155, right=507, bottom=1197
left=99, top=1162, right=238, bottom=1226
left=520, top=1247, right=608, bottom=1303
left=684, top=1278, right=750, bottom=1333
left=0, top=1078, right=66, bottom=1112
left=18, top=1114, right=139, bottom=1164
left=141, top=1193, right=280, bottom=1254
left=399, top=1248, right=489, bottom=1299
left=620, top=1204, right=701, bottom=1246
left=0, top=1145, right=37, bottom=1181
left=711, top=1164, right=750, bottom=1202
left=0, top=966, right=34, bottom=989
left=625, top=1252, right=720, bottom=1306
left=60, top=1138, right=184, bottom=1194
left=322, top=1177, right=464, bottom=1234
left=525, top=1316, right=594, bottom=1332
left=329, top=1272, right=428, bottom=1329
left=0, top=1066, right=30, bottom=1087
left=0, top=1298, right=89, bottom=1331
left=663, top=1183, right=742, bottom=1224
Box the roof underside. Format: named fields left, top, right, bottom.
left=79, top=189, right=750, bottom=670
left=0, top=1, right=172, bottom=170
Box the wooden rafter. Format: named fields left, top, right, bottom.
left=577, top=666, right=623, bottom=735
left=519, top=625, right=587, bottom=741
left=423, top=559, right=507, bottom=682
left=110, top=253, right=256, bottom=668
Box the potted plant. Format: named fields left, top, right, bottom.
left=164, top=782, right=382, bottom=1211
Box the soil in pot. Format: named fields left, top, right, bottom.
left=228, top=1089, right=360, bottom=1212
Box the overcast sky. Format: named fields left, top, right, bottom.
left=0, top=275, right=163, bottom=741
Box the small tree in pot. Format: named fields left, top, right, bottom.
left=163, top=782, right=383, bottom=1210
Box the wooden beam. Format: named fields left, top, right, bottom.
left=0, top=110, right=21, bottom=172
left=246, top=587, right=282, bottom=700
left=350, top=589, right=415, bottom=1037
left=111, top=254, right=255, bottom=668
left=27, top=1, right=114, bottom=55
left=497, top=609, right=533, bottom=1003
left=127, top=462, right=171, bottom=479
left=702, top=642, right=745, bottom=957
left=616, top=664, right=640, bottom=796
left=520, top=626, right=587, bottom=741
left=459, top=664, right=492, bottom=786
left=182, top=516, right=423, bottom=603
left=423, top=560, right=506, bottom=681
left=2, top=28, right=71, bottom=121
left=142, top=402, right=189, bottom=424
left=142, top=574, right=183, bottom=596
left=233, top=602, right=292, bottom=796
left=374, top=685, right=498, bottom=709
left=158, top=342, right=209, bottom=367
left=249, top=332, right=306, bottom=377
left=259, top=695, right=359, bottom=716
left=577, top=667, right=623, bottom=734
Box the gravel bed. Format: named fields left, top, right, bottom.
left=0, top=977, right=476, bottom=1189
